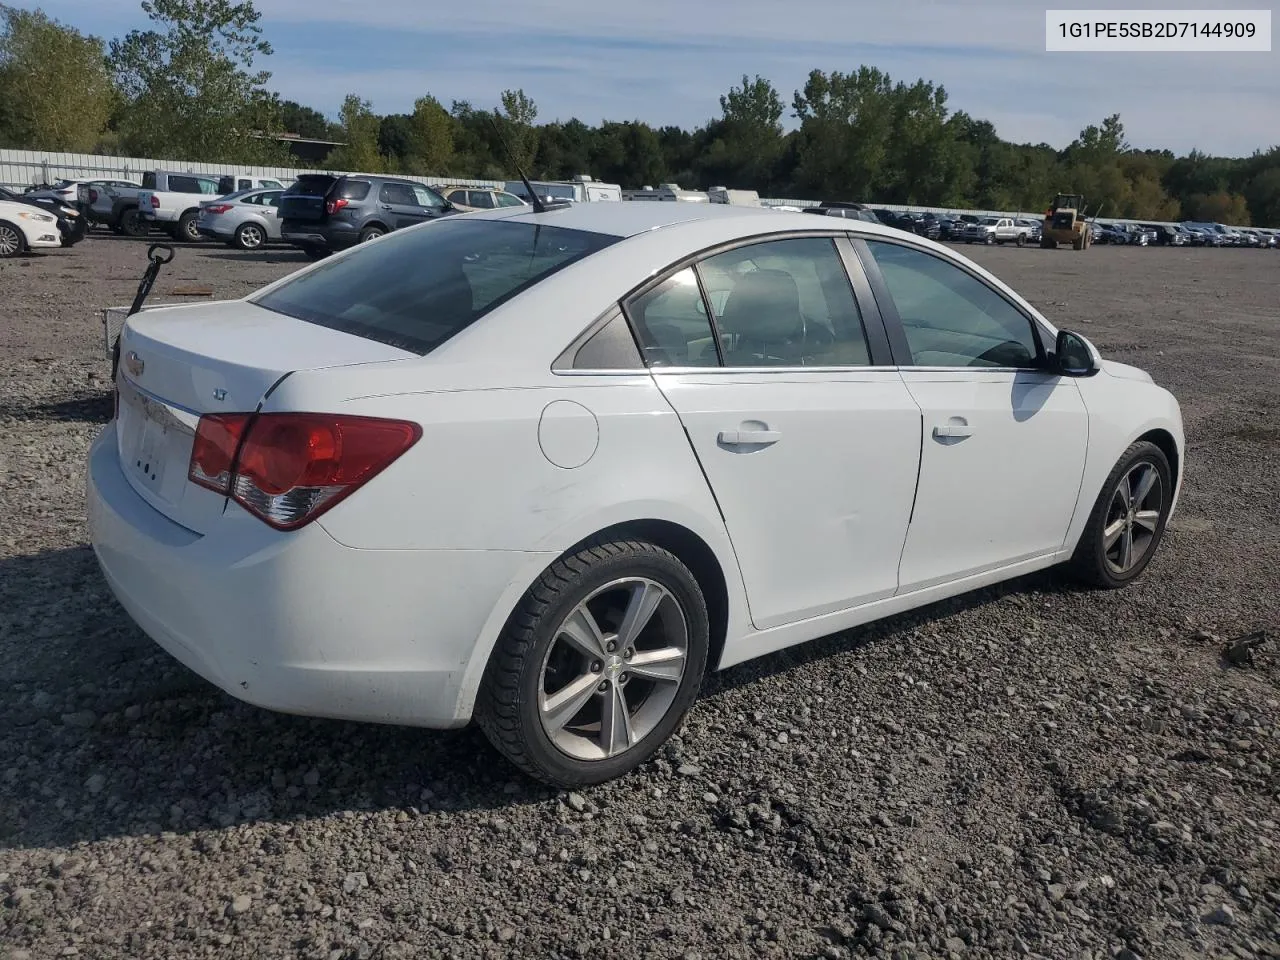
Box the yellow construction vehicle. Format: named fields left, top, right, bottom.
left=1041, top=193, right=1092, bottom=250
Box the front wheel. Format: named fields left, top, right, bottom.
left=1068, top=441, right=1173, bottom=589
left=477, top=539, right=710, bottom=787
left=0, top=220, right=25, bottom=258
left=1016, top=234, right=1026, bottom=247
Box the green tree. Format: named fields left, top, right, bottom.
left=326, top=94, right=384, bottom=172
left=791, top=67, right=896, bottom=199
left=0, top=5, right=115, bottom=150
left=408, top=94, right=454, bottom=174
left=494, top=88, right=538, bottom=174
left=109, top=0, right=288, bottom=163
left=710, top=74, right=785, bottom=190
left=1185, top=191, right=1251, bottom=224
left=279, top=98, right=336, bottom=139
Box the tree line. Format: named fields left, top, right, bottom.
left=2, top=1, right=1278, bottom=225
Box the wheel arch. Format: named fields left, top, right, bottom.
left=0, top=218, right=27, bottom=253
left=453, top=510, right=744, bottom=724
left=1136, top=427, right=1180, bottom=492
left=360, top=219, right=390, bottom=234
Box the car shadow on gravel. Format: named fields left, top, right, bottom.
left=0, top=546, right=567, bottom=851
left=5, top=391, right=113, bottom=423
left=0, top=542, right=1093, bottom=851
left=201, top=249, right=310, bottom=264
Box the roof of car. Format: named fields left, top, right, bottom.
left=480, top=199, right=906, bottom=240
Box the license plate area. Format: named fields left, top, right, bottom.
left=116, top=377, right=198, bottom=503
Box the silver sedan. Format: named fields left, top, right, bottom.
left=195, top=189, right=283, bottom=249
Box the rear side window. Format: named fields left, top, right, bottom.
left=338, top=180, right=371, bottom=201
left=379, top=183, right=416, bottom=205
left=253, top=220, right=621, bottom=355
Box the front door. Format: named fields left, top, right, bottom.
left=625, top=236, right=922, bottom=630
left=859, top=238, right=1090, bottom=591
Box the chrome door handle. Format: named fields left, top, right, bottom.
left=932, top=424, right=973, bottom=439
left=719, top=429, right=782, bottom=446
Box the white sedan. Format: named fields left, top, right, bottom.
left=0, top=199, right=63, bottom=257
left=86, top=202, right=1184, bottom=786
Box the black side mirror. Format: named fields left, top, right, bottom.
left=1054, top=329, right=1098, bottom=377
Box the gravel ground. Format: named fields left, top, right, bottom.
left=1, top=232, right=1277, bottom=960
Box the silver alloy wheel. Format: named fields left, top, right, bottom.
left=184, top=217, right=200, bottom=241
left=361, top=229, right=384, bottom=242
left=239, top=224, right=264, bottom=248
left=1102, top=461, right=1164, bottom=575
left=0, top=224, right=19, bottom=257
left=538, top=577, right=689, bottom=762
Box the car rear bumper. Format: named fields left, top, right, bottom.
left=281, top=221, right=359, bottom=251
left=86, top=422, right=551, bottom=729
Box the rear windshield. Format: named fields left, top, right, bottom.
left=284, top=175, right=338, bottom=197
left=253, top=219, right=621, bottom=355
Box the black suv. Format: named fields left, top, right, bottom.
left=802, top=201, right=881, bottom=223
left=278, top=174, right=457, bottom=258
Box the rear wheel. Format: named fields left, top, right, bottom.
left=1068, top=441, right=1172, bottom=589
left=477, top=539, right=710, bottom=787
left=178, top=210, right=201, bottom=242
left=235, top=222, right=266, bottom=250
left=301, top=244, right=328, bottom=261
left=119, top=207, right=146, bottom=237
left=0, top=220, right=25, bottom=258
left=358, top=225, right=386, bottom=243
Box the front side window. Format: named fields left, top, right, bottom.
left=447, top=189, right=467, bottom=205
left=468, top=190, right=496, bottom=209
left=411, top=185, right=447, bottom=210
left=864, top=240, right=1041, bottom=368
left=699, top=237, right=871, bottom=368
left=254, top=219, right=619, bottom=355
left=496, top=191, right=524, bottom=207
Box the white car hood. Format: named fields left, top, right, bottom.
left=1100, top=359, right=1154, bottom=384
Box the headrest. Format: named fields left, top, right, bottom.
left=718, top=269, right=803, bottom=343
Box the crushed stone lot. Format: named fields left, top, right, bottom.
left=1, top=232, right=1278, bottom=960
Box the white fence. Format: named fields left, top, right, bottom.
left=0, top=148, right=503, bottom=192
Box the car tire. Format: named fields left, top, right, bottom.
left=1016, top=234, right=1026, bottom=247
left=234, top=223, right=266, bottom=250
left=476, top=538, right=710, bottom=787
left=178, top=210, right=202, bottom=243
left=0, top=220, right=25, bottom=258
left=1068, top=440, right=1173, bottom=590
left=119, top=207, right=146, bottom=238
left=358, top=226, right=386, bottom=244
left=301, top=245, right=328, bottom=261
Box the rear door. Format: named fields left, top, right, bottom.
left=624, top=234, right=921, bottom=630
left=377, top=182, right=425, bottom=229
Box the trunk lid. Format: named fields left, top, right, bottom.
left=278, top=174, right=338, bottom=224
left=114, top=299, right=415, bottom=534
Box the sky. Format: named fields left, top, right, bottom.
left=25, top=0, right=1280, bottom=156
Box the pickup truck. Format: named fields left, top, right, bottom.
left=962, top=217, right=1031, bottom=245
left=137, top=171, right=285, bottom=241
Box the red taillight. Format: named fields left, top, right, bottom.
left=325, top=197, right=349, bottom=215
left=187, top=413, right=420, bottom=530
left=203, top=203, right=232, bottom=214
left=149, top=195, right=160, bottom=208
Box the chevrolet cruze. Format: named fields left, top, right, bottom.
left=87, top=202, right=1184, bottom=786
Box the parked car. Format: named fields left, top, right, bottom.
left=1016, top=218, right=1043, bottom=242
left=438, top=185, right=527, bottom=212
left=137, top=171, right=228, bottom=241
left=963, top=217, right=1030, bottom=245
left=195, top=188, right=284, bottom=249
left=802, top=202, right=881, bottom=224
left=0, top=184, right=87, bottom=247
left=0, top=197, right=64, bottom=257
left=89, top=203, right=1184, bottom=786
left=278, top=174, right=457, bottom=258
left=895, top=212, right=942, bottom=240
